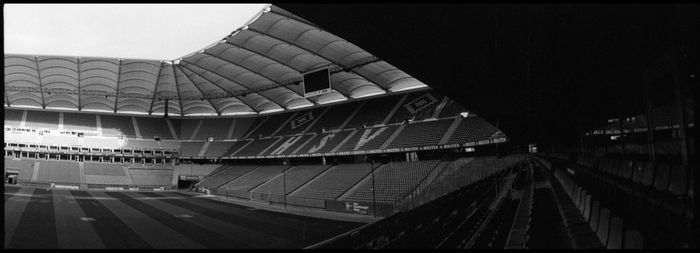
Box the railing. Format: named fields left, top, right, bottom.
left=394, top=154, right=528, bottom=212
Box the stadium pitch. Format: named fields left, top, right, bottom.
left=4, top=186, right=362, bottom=249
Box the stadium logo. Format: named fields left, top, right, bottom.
left=354, top=127, right=388, bottom=150
left=290, top=112, right=314, bottom=129
left=307, top=133, right=335, bottom=153
left=269, top=135, right=305, bottom=155
left=403, top=94, right=438, bottom=114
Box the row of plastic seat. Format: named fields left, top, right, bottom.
left=551, top=163, right=643, bottom=249
left=572, top=155, right=693, bottom=248
left=316, top=159, right=521, bottom=249
left=505, top=168, right=534, bottom=249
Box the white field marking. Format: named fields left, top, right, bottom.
left=79, top=217, right=96, bottom=222
left=5, top=191, right=204, bottom=201
left=3, top=192, right=48, bottom=198
left=174, top=214, right=193, bottom=218
left=60, top=195, right=195, bottom=201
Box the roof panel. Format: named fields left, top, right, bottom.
left=4, top=5, right=427, bottom=117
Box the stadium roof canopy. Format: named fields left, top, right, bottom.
left=4, top=5, right=428, bottom=116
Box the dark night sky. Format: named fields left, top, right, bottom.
left=278, top=3, right=698, bottom=149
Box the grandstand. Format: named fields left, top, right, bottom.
left=83, top=162, right=132, bottom=185
left=341, top=160, right=441, bottom=204
left=291, top=163, right=376, bottom=201
left=36, top=160, right=81, bottom=184
left=128, top=167, right=173, bottom=186
left=4, top=3, right=693, bottom=250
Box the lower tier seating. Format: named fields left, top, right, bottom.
left=221, top=165, right=289, bottom=191
left=196, top=165, right=259, bottom=190
left=128, top=168, right=173, bottom=186
left=342, top=160, right=440, bottom=204
left=4, top=158, right=35, bottom=181
left=291, top=163, right=375, bottom=200
left=36, top=160, right=81, bottom=184
left=252, top=165, right=332, bottom=195
left=83, top=162, right=131, bottom=185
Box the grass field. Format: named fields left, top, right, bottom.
left=4, top=186, right=362, bottom=249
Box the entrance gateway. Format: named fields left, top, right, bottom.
left=5, top=170, right=19, bottom=185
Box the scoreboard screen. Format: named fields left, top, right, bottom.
left=302, top=67, right=331, bottom=97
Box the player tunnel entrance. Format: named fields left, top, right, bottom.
left=5, top=170, right=19, bottom=185
left=177, top=175, right=202, bottom=190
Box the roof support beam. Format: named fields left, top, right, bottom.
left=148, top=61, right=164, bottom=115
left=113, top=59, right=122, bottom=113
left=179, top=63, right=259, bottom=113
left=178, top=58, right=286, bottom=110
left=224, top=42, right=352, bottom=99
left=246, top=27, right=388, bottom=92
left=34, top=56, right=46, bottom=108
left=200, top=52, right=305, bottom=98
left=175, top=65, right=221, bottom=116
left=5, top=90, right=12, bottom=107
left=171, top=64, right=185, bottom=116
left=77, top=57, right=81, bottom=110
left=267, top=9, right=322, bottom=35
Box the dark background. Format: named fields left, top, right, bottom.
left=278, top=3, right=698, bottom=150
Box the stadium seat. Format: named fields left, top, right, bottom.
left=620, top=160, right=635, bottom=180
left=623, top=230, right=644, bottom=249
left=588, top=200, right=600, bottom=232
left=607, top=217, right=624, bottom=249
left=667, top=164, right=688, bottom=197
left=596, top=208, right=611, bottom=246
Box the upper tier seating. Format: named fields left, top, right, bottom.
left=4, top=132, right=41, bottom=144
left=304, top=102, right=357, bottom=133
left=100, top=115, right=136, bottom=138
left=386, top=119, right=453, bottom=148
left=178, top=119, right=200, bottom=140
left=204, top=141, right=235, bottom=157
left=295, top=130, right=354, bottom=155
left=335, top=126, right=399, bottom=152
left=291, top=163, right=374, bottom=200
left=159, top=140, right=181, bottom=150
left=222, top=140, right=252, bottom=156
left=252, top=165, right=331, bottom=195
left=128, top=168, right=173, bottom=186
left=342, top=160, right=440, bottom=203
left=180, top=142, right=205, bottom=157
left=36, top=160, right=81, bottom=184
left=447, top=116, right=500, bottom=144
left=344, top=95, right=402, bottom=129
left=4, top=109, right=24, bottom=127
left=221, top=165, right=289, bottom=191
left=260, top=134, right=315, bottom=156
left=135, top=117, right=173, bottom=139
left=122, top=139, right=176, bottom=150
left=230, top=117, right=257, bottom=140
left=438, top=99, right=467, bottom=118
left=193, top=118, right=234, bottom=140
left=275, top=107, right=326, bottom=136
left=24, top=110, right=60, bottom=130
left=42, top=134, right=79, bottom=146
left=62, top=112, right=97, bottom=132
left=196, top=165, right=259, bottom=189
left=83, top=137, right=121, bottom=149
left=245, top=113, right=294, bottom=138
left=387, top=92, right=443, bottom=124
left=234, top=137, right=280, bottom=157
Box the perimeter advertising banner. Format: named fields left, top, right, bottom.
left=325, top=200, right=394, bottom=217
